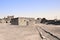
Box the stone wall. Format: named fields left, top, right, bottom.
left=10, top=17, right=35, bottom=26
left=10, top=18, right=18, bottom=25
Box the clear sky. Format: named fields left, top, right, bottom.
left=0, top=0, right=60, bottom=19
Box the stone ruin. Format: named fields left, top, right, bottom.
left=10, top=17, right=35, bottom=26
left=0, top=16, right=14, bottom=23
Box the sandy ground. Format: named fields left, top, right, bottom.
left=0, top=23, right=41, bottom=40
left=0, top=23, right=60, bottom=40
left=37, top=24, right=60, bottom=39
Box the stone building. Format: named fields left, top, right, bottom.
left=0, top=19, right=6, bottom=23
left=10, top=17, right=35, bottom=26
left=0, top=16, right=14, bottom=23
left=3, top=16, right=14, bottom=23
left=0, top=19, right=2, bottom=23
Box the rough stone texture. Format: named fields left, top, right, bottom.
left=11, top=17, right=35, bottom=26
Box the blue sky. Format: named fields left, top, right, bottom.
left=0, top=0, right=60, bottom=19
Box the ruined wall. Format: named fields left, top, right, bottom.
left=18, top=18, right=27, bottom=26
left=28, top=19, right=35, bottom=26
left=10, top=18, right=18, bottom=25
left=10, top=17, right=35, bottom=26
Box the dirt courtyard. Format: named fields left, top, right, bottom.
left=0, top=23, right=60, bottom=40
left=0, top=23, right=41, bottom=40
left=38, top=24, right=60, bottom=39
